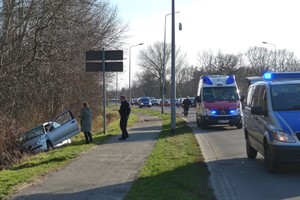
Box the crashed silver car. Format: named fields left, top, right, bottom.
left=19, top=110, right=80, bottom=152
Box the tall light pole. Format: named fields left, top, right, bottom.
left=162, top=11, right=180, bottom=114
left=171, top=0, right=176, bottom=133
left=129, top=43, right=143, bottom=102
left=262, top=41, right=277, bottom=72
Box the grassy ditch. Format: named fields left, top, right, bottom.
left=126, top=108, right=215, bottom=200
left=0, top=107, right=215, bottom=200
left=0, top=107, right=138, bottom=200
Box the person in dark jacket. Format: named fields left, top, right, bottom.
left=118, top=95, right=131, bottom=140
left=80, top=102, right=93, bottom=144
left=182, top=96, right=191, bottom=117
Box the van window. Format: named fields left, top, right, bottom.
left=203, top=87, right=239, bottom=101
left=246, top=86, right=254, bottom=107
left=250, top=85, right=261, bottom=107
left=259, top=86, right=267, bottom=112
left=271, top=84, right=300, bottom=111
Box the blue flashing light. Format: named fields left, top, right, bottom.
left=226, top=75, right=235, bottom=84
left=211, top=110, right=217, bottom=114
left=263, top=73, right=272, bottom=80
left=229, top=110, right=235, bottom=114
left=263, top=72, right=300, bottom=81
left=202, top=76, right=213, bottom=85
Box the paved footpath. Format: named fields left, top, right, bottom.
left=10, top=114, right=162, bottom=200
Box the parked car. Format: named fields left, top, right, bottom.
left=160, top=99, right=170, bottom=106
left=19, top=110, right=80, bottom=153
left=130, top=98, right=139, bottom=105
left=138, top=97, right=152, bottom=108
left=151, top=99, right=159, bottom=106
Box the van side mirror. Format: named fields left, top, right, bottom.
left=195, top=96, right=201, bottom=103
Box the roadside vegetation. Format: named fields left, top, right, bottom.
left=0, top=107, right=137, bottom=200
left=126, top=108, right=215, bottom=200
left=0, top=107, right=215, bottom=200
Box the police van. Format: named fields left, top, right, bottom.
left=243, top=72, right=300, bottom=173
left=195, top=75, right=243, bottom=129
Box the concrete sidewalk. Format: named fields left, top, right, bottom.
left=11, top=114, right=162, bottom=200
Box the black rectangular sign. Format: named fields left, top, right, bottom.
left=86, top=62, right=123, bottom=72
left=86, top=50, right=123, bottom=61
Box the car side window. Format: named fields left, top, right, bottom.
left=50, top=111, right=73, bottom=131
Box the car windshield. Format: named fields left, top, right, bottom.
left=203, top=87, right=239, bottom=101
left=271, top=84, right=300, bottom=111
left=140, top=98, right=149, bottom=102
left=21, top=125, right=45, bottom=141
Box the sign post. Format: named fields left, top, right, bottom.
left=85, top=50, right=123, bottom=134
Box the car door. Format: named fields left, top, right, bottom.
left=47, top=110, right=80, bottom=146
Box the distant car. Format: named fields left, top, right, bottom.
left=189, top=97, right=196, bottom=107
left=139, top=97, right=152, bottom=108
left=151, top=99, right=159, bottom=106
left=130, top=98, right=139, bottom=105
left=160, top=99, right=170, bottom=106
left=19, top=110, right=80, bottom=153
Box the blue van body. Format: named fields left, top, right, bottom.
left=243, top=72, right=300, bottom=173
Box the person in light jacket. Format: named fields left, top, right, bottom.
left=80, top=102, right=93, bottom=144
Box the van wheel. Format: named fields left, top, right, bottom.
left=236, top=123, right=243, bottom=129
left=246, top=138, right=257, bottom=159
left=46, top=140, right=54, bottom=151
left=264, top=144, right=279, bottom=173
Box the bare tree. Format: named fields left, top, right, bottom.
left=197, top=50, right=242, bottom=75
left=137, top=41, right=187, bottom=97
left=245, top=46, right=271, bottom=76
left=0, top=0, right=128, bottom=168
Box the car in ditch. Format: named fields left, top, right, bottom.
left=19, top=109, right=80, bottom=153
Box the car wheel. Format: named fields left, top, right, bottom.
left=46, top=140, right=54, bottom=151
left=246, top=137, right=257, bottom=159
left=264, top=144, right=279, bottom=173
left=236, top=123, right=243, bottom=129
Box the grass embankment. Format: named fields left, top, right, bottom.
left=0, top=107, right=215, bottom=200
left=126, top=108, right=215, bottom=200
left=0, top=106, right=138, bottom=200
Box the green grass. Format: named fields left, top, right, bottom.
left=0, top=107, right=138, bottom=200
left=0, top=107, right=215, bottom=200
left=126, top=108, right=215, bottom=200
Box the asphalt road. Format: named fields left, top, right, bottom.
left=180, top=108, right=300, bottom=200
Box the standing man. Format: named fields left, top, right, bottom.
left=182, top=96, right=191, bottom=117
left=80, top=102, right=93, bottom=144
left=119, top=95, right=131, bottom=140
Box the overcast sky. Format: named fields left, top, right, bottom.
left=110, top=0, right=300, bottom=87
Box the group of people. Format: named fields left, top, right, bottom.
left=79, top=95, right=131, bottom=144
left=79, top=95, right=192, bottom=143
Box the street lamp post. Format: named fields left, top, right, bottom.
left=129, top=43, right=143, bottom=102
left=162, top=11, right=180, bottom=114
left=262, top=41, right=277, bottom=72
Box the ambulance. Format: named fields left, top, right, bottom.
left=195, top=75, right=243, bottom=129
